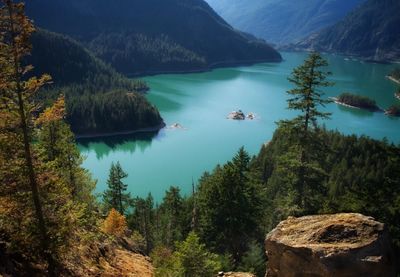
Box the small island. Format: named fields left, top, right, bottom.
left=227, top=110, right=257, bottom=120
left=387, top=68, right=400, bottom=84
left=395, top=90, right=400, bottom=101
left=333, top=93, right=380, bottom=111
left=227, top=110, right=246, bottom=120
left=385, top=105, right=400, bottom=117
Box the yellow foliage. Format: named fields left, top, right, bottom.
left=35, top=95, right=65, bottom=125
left=102, top=208, right=128, bottom=237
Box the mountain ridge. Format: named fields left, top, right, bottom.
left=26, top=0, right=282, bottom=75
left=205, top=0, right=365, bottom=45
left=287, top=0, right=400, bottom=62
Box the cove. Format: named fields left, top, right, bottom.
left=78, top=52, right=400, bottom=202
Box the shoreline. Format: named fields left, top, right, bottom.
left=280, top=49, right=400, bottom=65
left=275, top=48, right=400, bottom=64
left=127, top=58, right=282, bottom=78
left=330, top=97, right=382, bottom=112
left=75, top=122, right=166, bottom=139
left=386, top=75, right=400, bottom=85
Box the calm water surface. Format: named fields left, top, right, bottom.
left=78, top=52, right=400, bottom=201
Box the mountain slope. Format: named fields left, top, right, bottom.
left=30, top=30, right=146, bottom=92
left=290, top=0, right=400, bottom=62
left=25, top=0, right=281, bottom=75
left=30, top=30, right=163, bottom=135
left=205, top=0, right=365, bottom=45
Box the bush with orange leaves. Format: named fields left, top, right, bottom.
left=102, top=208, right=128, bottom=237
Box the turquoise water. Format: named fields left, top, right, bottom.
left=78, top=52, right=400, bottom=202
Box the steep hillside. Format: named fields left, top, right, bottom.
left=205, top=0, right=365, bottom=45
left=25, top=0, right=281, bottom=75
left=30, top=29, right=146, bottom=92
left=0, top=234, right=154, bottom=277
left=290, top=0, right=400, bottom=62
left=30, top=30, right=163, bottom=135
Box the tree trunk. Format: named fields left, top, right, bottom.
left=6, top=2, right=56, bottom=275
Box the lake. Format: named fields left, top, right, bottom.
left=78, top=52, right=400, bottom=202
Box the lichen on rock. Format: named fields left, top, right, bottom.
left=265, top=213, right=396, bottom=277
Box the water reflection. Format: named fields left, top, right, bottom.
left=78, top=130, right=160, bottom=159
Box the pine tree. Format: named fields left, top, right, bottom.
left=159, top=186, right=184, bottom=247
left=128, top=194, right=155, bottom=254
left=103, top=161, right=132, bottom=215
left=278, top=52, right=333, bottom=213
left=197, top=148, right=264, bottom=264
left=238, top=241, right=266, bottom=277
left=173, top=232, right=221, bottom=277
left=284, top=52, right=333, bottom=135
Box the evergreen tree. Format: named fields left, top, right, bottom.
left=151, top=232, right=221, bottom=277
left=197, top=148, right=264, bottom=264
left=284, top=52, right=333, bottom=134
left=103, top=162, right=132, bottom=215
left=278, top=52, right=333, bottom=213
left=159, top=186, right=184, bottom=247
left=237, top=241, right=266, bottom=277
left=173, top=232, right=221, bottom=277
left=128, top=193, right=155, bottom=254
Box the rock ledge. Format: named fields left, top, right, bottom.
left=265, top=213, right=395, bottom=277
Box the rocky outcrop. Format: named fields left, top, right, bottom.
left=227, top=110, right=246, bottom=120
left=64, top=236, right=154, bottom=277
left=0, top=235, right=153, bottom=277
left=265, top=213, right=396, bottom=277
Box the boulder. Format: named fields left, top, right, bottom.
left=265, top=213, right=396, bottom=277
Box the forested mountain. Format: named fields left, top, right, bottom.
left=290, top=0, right=400, bottom=62
left=30, top=29, right=163, bottom=135
left=205, top=0, right=365, bottom=45
left=30, top=29, right=147, bottom=93
left=25, top=0, right=281, bottom=75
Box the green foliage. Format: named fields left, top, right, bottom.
left=157, top=186, right=185, bottom=247
left=337, top=92, right=378, bottom=110
left=29, top=30, right=146, bottom=91
left=151, top=246, right=176, bottom=277
left=284, top=52, right=333, bottom=132
left=152, top=232, right=221, bottom=277
left=278, top=52, right=333, bottom=213
left=102, top=162, right=132, bottom=215
left=27, top=29, right=163, bottom=135
left=66, top=90, right=162, bottom=135
left=197, top=147, right=265, bottom=263
left=89, top=33, right=207, bottom=74
left=128, top=194, right=155, bottom=254
left=256, top=126, right=400, bottom=248
left=173, top=232, right=221, bottom=277
left=237, top=241, right=266, bottom=277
